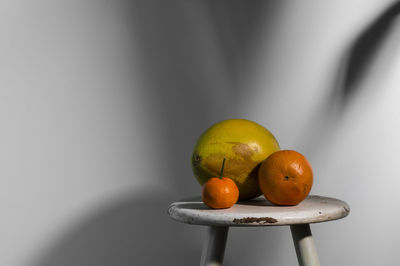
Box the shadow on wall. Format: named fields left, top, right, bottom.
left=300, top=0, right=400, bottom=156
left=34, top=190, right=203, bottom=266
left=120, top=0, right=284, bottom=201
left=338, top=0, right=400, bottom=104
left=33, top=1, right=286, bottom=266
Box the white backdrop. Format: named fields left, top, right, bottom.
left=1, top=1, right=400, bottom=265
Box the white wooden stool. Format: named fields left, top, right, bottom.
left=168, top=195, right=349, bottom=266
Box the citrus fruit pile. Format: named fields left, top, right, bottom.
left=191, top=119, right=313, bottom=209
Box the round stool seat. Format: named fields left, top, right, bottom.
left=168, top=195, right=350, bottom=226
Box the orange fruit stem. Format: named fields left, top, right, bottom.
left=219, top=157, right=226, bottom=179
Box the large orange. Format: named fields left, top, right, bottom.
left=191, top=119, right=280, bottom=200
left=258, top=150, right=313, bottom=205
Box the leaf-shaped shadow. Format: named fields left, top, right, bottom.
left=340, top=1, right=400, bottom=102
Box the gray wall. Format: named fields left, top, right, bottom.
left=1, top=0, right=400, bottom=265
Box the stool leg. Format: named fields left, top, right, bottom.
left=290, top=224, right=320, bottom=266
left=199, top=226, right=229, bottom=266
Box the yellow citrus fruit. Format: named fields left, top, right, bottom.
left=191, top=119, right=280, bottom=199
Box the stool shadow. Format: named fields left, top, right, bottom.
left=33, top=191, right=204, bottom=266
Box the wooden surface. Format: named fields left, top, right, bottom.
left=168, top=195, right=350, bottom=226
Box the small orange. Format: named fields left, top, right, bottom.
left=258, top=150, right=313, bottom=206
left=202, top=158, right=239, bottom=209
